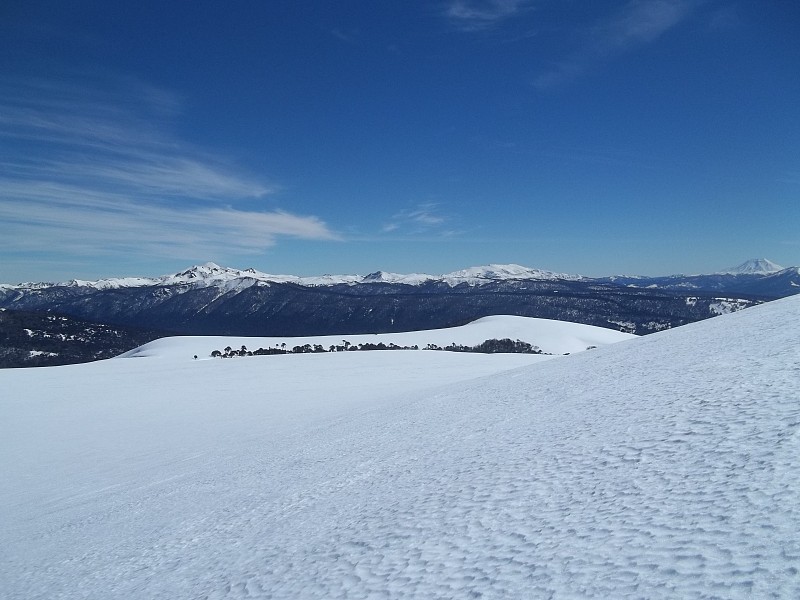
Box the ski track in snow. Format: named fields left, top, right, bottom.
left=2, top=297, right=799, bottom=598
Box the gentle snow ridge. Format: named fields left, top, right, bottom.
left=1, top=297, right=799, bottom=598
left=121, top=314, right=634, bottom=359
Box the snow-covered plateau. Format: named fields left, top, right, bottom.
left=1, top=300, right=799, bottom=598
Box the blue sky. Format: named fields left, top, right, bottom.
left=1, top=1, right=798, bottom=282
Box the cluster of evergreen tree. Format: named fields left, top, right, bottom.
left=423, top=338, right=544, bottom=354
left=210, top=338, right=547, bottom=359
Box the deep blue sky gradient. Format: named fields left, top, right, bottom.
left=1, top=1, right=798, bottom=281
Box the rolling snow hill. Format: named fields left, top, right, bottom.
left=122, top=314, right=635, bottom=360
left=1, top=296, right=798, bottom=598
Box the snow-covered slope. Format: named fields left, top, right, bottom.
left=1, top=297, right=799, bottom=598
left=122, top=315, right=635, bottom=359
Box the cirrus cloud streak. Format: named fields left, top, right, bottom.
left=534, top=0, right=698, bottom=89
left=0, top=75, right=338, bottom=265
left=445, top=0, right=529, bottom=31
left=0, top=179, right=338, bottom=260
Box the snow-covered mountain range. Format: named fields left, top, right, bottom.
left=1, top=262, right=582, bottom=290
left=2, top=292, right=797, bottom=598
left=2, top=260, right=794, bottom=348
left=2, top=258, right=793, bottom=290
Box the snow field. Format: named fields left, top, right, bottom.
left=1, top=299, right=798, bottom=598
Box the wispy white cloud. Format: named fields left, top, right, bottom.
left=0, top=179, right=336, bottom=259
left=382, top=203, right=459, bottom=235
left=1, top=154, right=273, bottom=200
left=0, top=77, right=270, bottom=199
left=534, top=0, right=698, bottom=89
left=445, top=0, right=529, bottom=32
left=330, top=28, right=359, bottom=44
left=605, top=0, right=693, bottom=45
left=0, top=75, right=338, bottom=263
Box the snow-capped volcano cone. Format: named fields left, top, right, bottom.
left=722, top=258, right=784, bottom=275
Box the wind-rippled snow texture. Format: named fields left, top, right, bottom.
left=1, top=296, right=799, bottom=599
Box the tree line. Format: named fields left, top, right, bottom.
left=210, top=338, right=548, bottom=359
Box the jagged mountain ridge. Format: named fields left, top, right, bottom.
left=1, top=260, right=788, bottom=341
left=1, top=262, right=582, bottom=291
left=2, top=258, right=796, bottom=294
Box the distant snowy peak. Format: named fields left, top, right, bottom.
left=31, top=263, right=578, bottom=291
left=162, top=262, right=271, bottom=287
left=47, top=263, right=275, bottom=291
left=159, top=264, right=425, bottom=287
left=23, top=260, right=797, bottom=292
left=362, top=271, right=435, bottom=285
left=720, top=258, right=784, bottom=275
left=173, top=262, right=227, bottom=279
left=153, top=262, right=580, bottom=288
left=442, top=264, right=581, bottom=284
